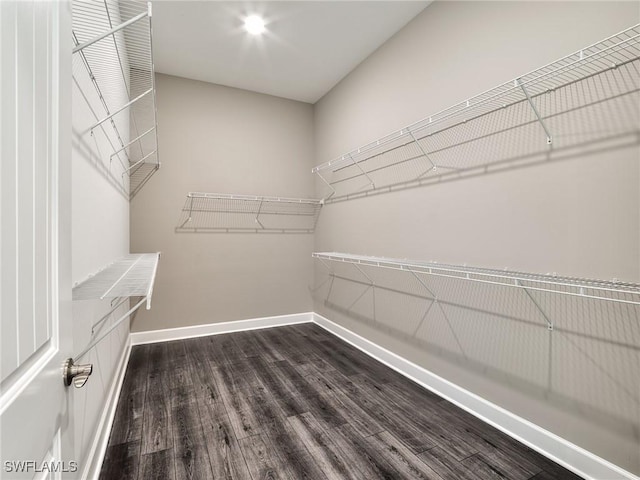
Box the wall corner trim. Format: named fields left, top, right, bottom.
left=129, top=312, right=314, bottom=345
left=312, top=313, right=639, bottom=480
left=81, top=336, right=132, bottom=480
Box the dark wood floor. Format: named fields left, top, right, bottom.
left=100, top=323, right=582, bottom=480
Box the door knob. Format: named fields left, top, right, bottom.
left=62, top=358, right=93, bottom=388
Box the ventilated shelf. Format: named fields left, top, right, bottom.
left=313, top=252, right=640, bottom=309
left=176, top=192, right=323, bottom=233
left=313, top=24, right=640, bottom=202
left=72, top=253, right=160, bottom=361
left=72, top=0, right=159, bottom=198
left=73, top=253, right=160, bottom=308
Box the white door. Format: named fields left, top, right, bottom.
left=1, top=1, right=74, bottom=479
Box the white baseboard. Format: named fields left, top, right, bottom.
left=81, top=336, right=132, bottom=480
left=92, top=311, right=636, bottom=480
left=312, top=313, right=638, bottom=480
left=130, top=312, right=314, bottom=345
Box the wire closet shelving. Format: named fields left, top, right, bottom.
left=313, top=252, right=640, bottom=331
left=312, top=24, right=640, bottom=202
left=72, top=0, right=159, bottom=198
left=176, top=192, right=323, bottom=233
left=72, top=253, right=160, bottom=361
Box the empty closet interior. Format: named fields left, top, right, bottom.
left=67, top=1, right=640, bottom=479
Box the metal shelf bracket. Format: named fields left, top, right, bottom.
left=408, top=129, right=437, bottom=179
left=516, top=279, right=554, bottom=331
left=516, top=78, right=553, bottom=145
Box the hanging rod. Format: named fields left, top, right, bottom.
left=313, top=252, right=640, bottom=306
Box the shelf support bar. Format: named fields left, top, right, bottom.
left=326, top=274, right=335, bottom=302
left=516, top=78, right=553, bottom=145
left=317, top=257, right=334, bottom=275
left=255, top=198, right=265, bottom=229
left=315, top=257, right=337, bottom=301
left=110, top=127, right=156, bottom=159
left=122, top=150, right=158, bottom=176
left=353, top=263, right=374, bottom=286
left=90, top=88, right=153, bottom=132
left=315, top=171, right=336, bottom=201
left=409, top=262, right=465, bottom=357
left=145, top=252, right=160, bottom=309
left=516, top=280, right=554, bottom=330
left=74, top=297, right=147, bottom=362
left=435, top=300, right=468, bottom=359
left=72, top=32, right=129, bottom=173
left=348, top=153, right=375, bottom=188
left=73, top=11, right=147, bottom=53
left=91, top=297, right=129, bottom=334
left=412, top=299, right=436, bottom=336
left=179, top=195, right=194, bottom=228
left=409, top=269, right=437, bottom=336
left=408, top=130, right=437, bottom=179
left=349, top=263, right=376, bottom=318
left=346, top=284, right=373, bottom=311
left=410, top=269, right=437, bottom=299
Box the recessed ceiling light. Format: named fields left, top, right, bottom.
left=244, top=15, right=266, bottom=35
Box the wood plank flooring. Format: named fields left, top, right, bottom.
left=100, top=324, right=583, bottom=480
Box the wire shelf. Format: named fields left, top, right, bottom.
left=313, top=252, right=640, bottom=307
left=313, top=24, right=640, bottom=202
left=73, top=253, right=160, bottom=308
left=72, top=0, right=159, bottom=199
left=72, top=253, right=159, bottom=361
left=176, top=192, right=323, bottom=233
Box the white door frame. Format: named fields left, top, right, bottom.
left=1, top=1, right=74, bottom=478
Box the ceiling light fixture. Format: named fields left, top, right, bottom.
left=244, top=15, right=266, bottom=35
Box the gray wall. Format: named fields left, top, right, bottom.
left=130, top=74, right=316, bottom=331
left=313, top=1, right=640, bottom=474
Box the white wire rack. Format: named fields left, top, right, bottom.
left=72, top=0, right=159, bottom=198
left=313, top=24, right=640, bottom=202
left=176, top=192, right=323, bottom=233
left=313, top=252, right=640, bottom=314
left=72, top=253, right=160, bottom=361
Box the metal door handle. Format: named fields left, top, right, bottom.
left=62, top=358, right=93, bottom=388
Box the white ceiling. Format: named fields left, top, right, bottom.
left=151, top=1, right=430, bottom=103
